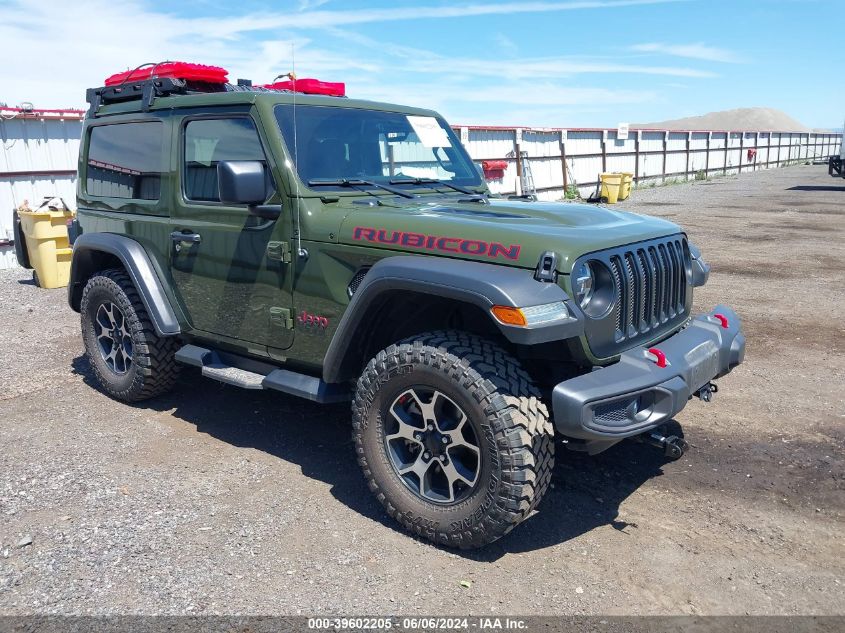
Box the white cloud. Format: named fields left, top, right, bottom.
left=408, top=56, right=715, bottom=78
left=348, top=78, right=655, bottom=123
left=191, top=0, right=687, bottom=34
left=630, top=42, right=742, bottom=63
left=327, top=28, right=716, bottom=78
left=0, top=0, right=697, bottom=127
left=298, top=0, right=331, bottom=10
left=454, top=84, right=655, bottom=106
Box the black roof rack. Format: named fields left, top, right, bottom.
left=87, top=77, right=186, bottom=117
left=86, top=76, right=347, bottom=117
left=85, top=77, right=245, bottom=117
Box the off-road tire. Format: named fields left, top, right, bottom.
left=80, top=269, right=180, bottom=402
left=352, top=330, right=555, bottom=549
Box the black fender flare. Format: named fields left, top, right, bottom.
left=322, top=255, right=583, bottom=383
left=68, top=233, right=180, bottom=336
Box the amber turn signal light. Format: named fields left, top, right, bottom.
left=491, top=305, right=528, bottom=326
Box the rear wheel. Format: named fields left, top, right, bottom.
left=80, top=269, right=180, bottom=402
left=352, top=331, right=554, bottom=549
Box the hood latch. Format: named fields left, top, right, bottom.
left=534, top=251, right=559, bottom=283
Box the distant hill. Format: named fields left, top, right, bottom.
left=632, top=107, right=811, bottom=132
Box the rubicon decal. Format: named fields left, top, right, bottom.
left=352, top=227, right=521, bottom=261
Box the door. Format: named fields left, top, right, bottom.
left=170, top=112, right=294, bottom=350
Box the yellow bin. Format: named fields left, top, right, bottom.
left=18, top=207, right=75, bottom=288
left=599, top=173, right=623, bottom=204
left=618, top=172, right=634, bottom=200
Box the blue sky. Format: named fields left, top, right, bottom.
left=1, top=0, right=840, bottom=128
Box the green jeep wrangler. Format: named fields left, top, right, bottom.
left=68, top=63, right=745, bottom=548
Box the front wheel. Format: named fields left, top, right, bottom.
left=352, top=331, right=555, bottom=549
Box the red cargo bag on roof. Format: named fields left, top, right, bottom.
left=260, top=78, right=345, bottom=97
left=104, top=62, right=229, bottom=86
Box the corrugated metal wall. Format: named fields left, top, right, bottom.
left=1, top=106, right=842, bottom=269
left=0, top=108, right=82, bottom=268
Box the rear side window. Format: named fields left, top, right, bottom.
left=86, top=122, right=164, bottom=200
left=183, top=118, right=267, bottom=202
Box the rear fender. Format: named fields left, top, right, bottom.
left=68, top=233, right=180, bottom=336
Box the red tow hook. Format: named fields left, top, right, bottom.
left=646, top=348, right=668, bottom=368
left=712, top=313, right=729, bottom=329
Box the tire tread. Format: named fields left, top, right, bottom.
left=351, top=330, right=554, bottom=549
left=81, top=268, right=179, bottom=402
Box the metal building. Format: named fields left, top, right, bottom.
left=0, top=107, right=83, bottom=269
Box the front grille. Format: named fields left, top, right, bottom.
left=579, top=235, right=691, bottom=358
left=609, top=238, right=688, bottom=337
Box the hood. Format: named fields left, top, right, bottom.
left=337, top=197, right=682, bottom=273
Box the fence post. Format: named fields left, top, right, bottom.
left=559, top=130, right=568, bottom=193
left=634, top=130, right=640, bottom=184
left=661, top=131, right=668, bottom=182
left=685, top=131, right=691, bottom=180
left=763, top=132, right=772, bottom=169
left=514, top=128, right=522, bottom=196
left=724, top=132, right=730, bottom=175
left=739, top=132, right=744, bottom=174
left=705, top=132, right=711, bottom=176
left=601, top=130, right=607, bottom=175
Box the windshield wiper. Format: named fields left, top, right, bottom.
left=307, top=178, right=415, bottom=199
left=389, top=177, right=480, bottom=197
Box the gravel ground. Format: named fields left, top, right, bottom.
left=1, top=165, right=843, bottom=616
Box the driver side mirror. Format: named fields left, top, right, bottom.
left=217, top=160, right=268, bottom=205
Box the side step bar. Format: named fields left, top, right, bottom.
left=175, top=344, right=350, bottom=404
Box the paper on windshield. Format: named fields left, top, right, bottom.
left=406, top=116, right=451, bottom=148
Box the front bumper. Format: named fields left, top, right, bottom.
left=552, top=305, right=745, bottom=443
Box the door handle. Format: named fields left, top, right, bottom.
left=171, top=231, right=202, bottom=244
left=171, top=231, right=201, bottom=253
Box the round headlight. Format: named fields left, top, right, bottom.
left=573, top=261, right=595, bottom=308
left=572, top=260, right=615, bottom=318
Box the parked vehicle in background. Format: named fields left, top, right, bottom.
left=67, top=62, right=746, bottom=548
left=829, top=122, right=844, bottom=178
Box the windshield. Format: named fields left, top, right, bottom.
left=274, top=104, right=482, bottom=190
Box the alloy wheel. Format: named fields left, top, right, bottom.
left=94, top=301, right=133, bottom=375
left=384, top=387, right=481, bottom=504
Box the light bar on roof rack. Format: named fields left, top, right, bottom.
left=86, top=77, right=187, bottom=117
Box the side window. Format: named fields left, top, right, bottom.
left=183, top=118, right=268, bottom=203
left=86, top=122, right=164, bottom=200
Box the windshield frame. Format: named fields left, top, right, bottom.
left=272, top=103, right=484, bottom=195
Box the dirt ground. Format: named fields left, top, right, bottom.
left=1, top=165, right=843, bottom=616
